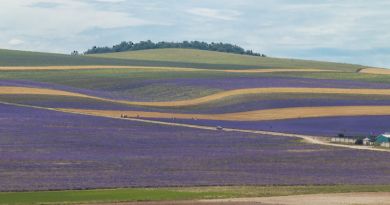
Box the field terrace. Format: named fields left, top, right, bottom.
left=3, top=73, right=390, bottom=139
left=1, top=48, right=390, bottom=196
left=2, top=103, right=390, bottom=192
left=3, top=69, right=390, bottom=101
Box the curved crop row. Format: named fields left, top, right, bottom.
left=5, top=86, right=390, bottom=107
left=0, top=65, right=335, bottom=73
left=60, top=106, right=390, bottom=121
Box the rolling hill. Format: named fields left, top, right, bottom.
left=0, top=49, right=259, bottom=69
left=0, top=48, right=365, bottom=71
left=2, top=46, right=390, bottom=196
left=88, top=48, right=365, bottom=71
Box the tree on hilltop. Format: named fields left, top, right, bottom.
left=84, top=40, right=266, bottom=57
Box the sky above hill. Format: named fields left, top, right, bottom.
left=0, top=0, right=389, bottom=67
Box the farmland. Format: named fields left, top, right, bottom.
left=2, top=48, right=390, bottom=204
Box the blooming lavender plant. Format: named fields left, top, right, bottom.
left=2, top=104, right=390, bottom=191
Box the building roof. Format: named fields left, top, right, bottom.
left=376, top=134, right=390, bottom=143
left=380, top=133, right=390, bottom=138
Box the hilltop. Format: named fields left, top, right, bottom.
left=0, top=48, right=365, bottom=72
left=84, top=40, right=266, bottom=57
left=88, top=48, right=364, bottom=72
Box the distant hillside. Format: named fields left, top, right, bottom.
left=0, top=48, right=364, bottom=72
left=0, top=49, right=260, bottom=69
left=89, top=48, right=364, bottom=72
left=0, top=49, right=137, bottom=66
left=84, top=40, right=266, bottom=57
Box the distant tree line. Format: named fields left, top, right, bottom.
left=83, top=40, right=266, bottom=57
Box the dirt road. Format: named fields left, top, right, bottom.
left=84, top=192, right=390, bottom=205
left=202, top=192, right=390, bottom=205
left=1, top=101, right=389, bottom=153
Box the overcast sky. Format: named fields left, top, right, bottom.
left=1, top=0, right=390, bottom=67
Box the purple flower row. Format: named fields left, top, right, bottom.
left=155, top=116, right=390, bottom=137
left=2, top=104, right=390, bottom=191
left=3, top=76, right=390, bottom=101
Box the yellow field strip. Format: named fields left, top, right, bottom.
left=4, top=86, right=390, bottom=107
left=1, top=100, right=389, bottom=153
left=0, top=65, right=339, bottom=73
left=220, top=68, right=339, bottom=73
left=0, top=86, right=89, bottom=97
left=59, top=106, right=390, bottom=121
left=359, top=68, right=390, bottom=75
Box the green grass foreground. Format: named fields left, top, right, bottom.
left=1, top=185, right=390, bottom=204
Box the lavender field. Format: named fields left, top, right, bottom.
left=2, top=2, right=390, bottom=204
left=2, top=50, right=390, bottom=194
left=156, top=116, right=390, bottom=137
left=3, top=75, right=390, bottom=101
left=2, top=103, right=390, bottom=192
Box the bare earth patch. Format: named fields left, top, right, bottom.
left=0, top=65, right=334, bottom=73
left=87, top=202, right=262, bottom=205
left=61, top=105, right=390, bottom=121
left=84, top=192, right=390, bottom=205
left=202, top=192, right=390, bottom=205
left=359, top=68, right=390, bottom=75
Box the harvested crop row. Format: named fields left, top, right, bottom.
left=6, top=86, right=390, bottom=107
left=0, top=87, right=88, bottom=98
left=359, top=68, right=390, bottom=75
left=60, top=106, right=390, bottom=121
left=0, top=65, right=336, bottom=73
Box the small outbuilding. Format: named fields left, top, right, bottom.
left=330, top=136, right=360, bottom=144
left=362, top=137, right=375, bottom=145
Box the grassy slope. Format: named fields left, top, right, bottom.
left=0, top=48, right=364, bottom=71
left=0, top=49, right=137, bottom=66
left=0, top=49, right=261, bottom=69
left=1, top=185, right=390, bottom=204
left=89, top=48, right=364, bottom=71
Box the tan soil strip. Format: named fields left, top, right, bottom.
left=82, top=192, right=390, bottom=205
left=5, top=86, right=390, bottom=107
left=60, top=106, right=390, bottom=121
left=1, top=100, right=390, bottom=153
left=359, top=67, right=390, bottom=75
left=202, top=192, right=390, bottom=205
left=84, top=200, right=260, bottom=205
left=84, top=202, right=259, bottom=205
left=0, top=65, right=336, bottom=73
left=0, top=87, right=89, bottom=97
left=222, top=68, right=338, bottom=73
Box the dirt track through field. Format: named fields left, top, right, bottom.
left=202, top=192, right=390, bottom=205
left=1, top=100, right=389, bottom=153
left=0, top=65, right=337, bottom=73
left=61, top=106, right=390, bottom=121
left=5, top=86, right=390, bottom=107
left=97, top=192, right=390, bottom=205
left=84, top=192, right=390, bottom=204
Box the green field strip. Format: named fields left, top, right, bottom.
left=1, top=185, right=390, bottom=205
